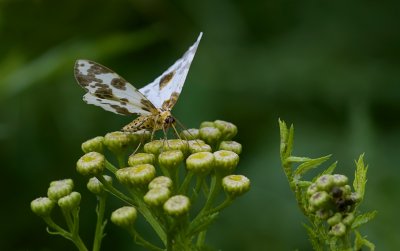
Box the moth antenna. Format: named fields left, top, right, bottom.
left=174, top=117, right=203, bottom=147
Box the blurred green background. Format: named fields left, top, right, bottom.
left=1, top=0, right=399, bottom=250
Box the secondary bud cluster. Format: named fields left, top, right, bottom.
left=307, top=174, right=360, bottom=236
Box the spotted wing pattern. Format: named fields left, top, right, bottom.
left=139, top=32, right=202, bottom=110
left=74, top=60, right=157, bottom=116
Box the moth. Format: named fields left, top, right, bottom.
left=74, top=32, right=202, bottom=135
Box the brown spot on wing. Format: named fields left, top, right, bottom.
left=111, top=78, right=127, bottom=90
left=159, top=71, right=175, bottom=90
left=140, top=99, right=157, bottom=113
left=110, top=105, right=131, bottom=115
left=161, top=92, right=180, bottom=110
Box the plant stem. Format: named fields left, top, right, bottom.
left=128, top=228, right=164, bottom=251
left=105, top=160, right=118, bottom=173
left=92, top=196, right=107, bottom=251
left=96, top=175, right=136, bottom=206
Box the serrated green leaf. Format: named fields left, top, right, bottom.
left=352, top=211, right=377, bottom=229
left=279, top=119, right=293, bottom=160
left=303, top=223, right=324, bottom=251
left=353, top=154, right=368, bottom=200
left=354, top=230, right=375, bottom=251
left=294, top=155, right=332, bottom=178
left=312, top=161, right=337, bottom=182
left=297, top=180, right=313, bottom=187
left=286, top=156, right=312, bottom=163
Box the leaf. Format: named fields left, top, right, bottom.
left=312, top=161, right=337, bottom=182
left=278, top=119, right=294, bottom=160
left=294, top=155, right=332, bottom=178
left=187, top=213, right=219, bottom=236
left=353, top=154, right=368, bottom=200
left=303, top=223, right=324, bottom=251
left=354, top=230, right=375, bottom=251
left=351, top=211, right=377, bottom=229
left=285, top=156, right=312, bottom=163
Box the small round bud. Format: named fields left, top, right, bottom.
left=327, top=213, right=342, bottom=226
left=188, top=140, right=212, bottom=153
left=315, top=209, right=331, bottom=220
left=342, top=185, right=352, bottom=196
left=186, top=152, right=214, bottom=174
left=199, top=127, right=222, bottom=146
left=129, top=130, right=151, bottom=145
left=116, top=164, right=156, bottom=186
left=47, top=179, right=74, bottom=201
left=81, top=136, right=104, bottom=153
left=159, top=150, right=184, bottom=170
left=104, top=131, right=132, bottom=153
left=144, top=187, right=171, bottom=207
left=342, top=212, right=355, bottom=226
left=180, top=129, right=200, bottom=140
left=163, top=139, right=188, bottom=153
left=50, top=179, right=74, bottom=188
left=219, top=141, right=242, bottom=154
left=332, top=174, right=348, bottom=186
left=144, top=140, right=163, bottom=155
left=213, top=150, right=239, bottom=173
left=315, top=175, right=334, bottom=191
left=329, top=222, right=346, bottom=237
left=76, top=152, right=105, bottom=176
left=149, top=176, right=173, bottom=190
left=200, top=121, right=215, bottom=128
left=309, top=191, right=330, bottom=208
left=307, top=183, right=319, bottom=197
left=87, top=175, right=113, bottom=196
left=222, top=175, right=251, bottom=197
left=128, top=153, right=155, bottom=166
left=58, top=192, right=81, bottom=211
left=331, top=186, right=344, bottom=198
left=348, top=192, right=362, bottom=203
left=111, top=206, right=137, bottom=228
left=214, top=120, right=237, bottom=140
left=163, top=195, right=191, bottom=216
left=31, top=197, right=55, bottom=217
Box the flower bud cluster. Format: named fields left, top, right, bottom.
left=307, top=174, right=360, bottom=236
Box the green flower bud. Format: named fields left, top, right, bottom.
left=128, top=153, right=155, bottom=166
left=327, top=212, right=342, bottom=226
left=31, top=197, right=55, bottom=217
left=144, top=187, right=171, bottom=207
left=58, top=192, right=81, bottom=211
left=307, top=183, right=319, bottom=197
left=214, top=120, right=237, bottom=140
left=343, top=185, right=352, bottom=196
left=50, top=179, right=74, bottom=188
left=222, top=175, right=251, bottom=197
left=163, top=139, right=188, bottom=153
left=76, top=152, right=105, bottom=176
left=309, top=191, right=330, bottom=208
left=159, top=150, right=184, bottom=170
left=148, top=176, right=173, bottom=190
left=200, top=121, right=215, bottom=128
left=81, top=136, right=104, bottom=153
left=332, top=174, right=348, bottom=186
left=180, top=129, right=200, bottom=140
left=342, top=212, right=355, bottom=226
left=116, top=164, right=156, bottom=186
left=87, top=175, right=113, bottom=196
left=213, top=150, right=239, bottom=173
left=144, top=140, right=163, bottom=155
left=315, top=209, right=331, bottom=220
left=315, top=175, right=334, bottom=191
left=219, top=141, right=242, bottom=154
left=47, top=179, right=74, bottom=201
left=111, top=206, right=137, bottom=228
left=199, top=127, right=222, bottom=146
left=163, top=195, right=191, bottom=216
left=129, top=130, right=151, bottom=145
left=188, top=140, right=212, bottom=153
left=329, top=222, right=346, bottom=237
left=186, top=152, right=214, bottom=174
left=104, top=131, right=132, bottom=153
left=348, top=192, right=361, bottom=203
left=331, top=186, right=344, bottom=198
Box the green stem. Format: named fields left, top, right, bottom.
left=128, top=228, right=164, bottom=251
left=43, top=217, right=88, bottom=251
left=92, top=196, right=107, bottom=251
left=105, top=160, right=118, bottom=173
left=178, top=171, right=194, bottom=194
left=96, top=175, right=136, bottom=206
left=116, top=153, right=126, bottom=168
left=208, top=197, right=233, bottom=214
left=191, top=176, right=205, bottom=201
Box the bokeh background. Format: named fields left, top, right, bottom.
left=1, top=0, right=399, bottom=250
